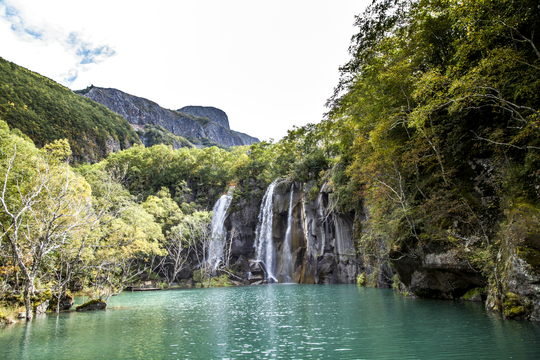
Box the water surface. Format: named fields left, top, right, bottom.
left=1, top=285, right=539, bottom=359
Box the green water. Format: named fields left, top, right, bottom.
left=1, top=285, right=539, bottom=359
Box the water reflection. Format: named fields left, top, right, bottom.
left=1, top=285, right=540, bottom=359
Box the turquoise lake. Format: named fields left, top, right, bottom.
left=1, top=284, right=539, bottom=359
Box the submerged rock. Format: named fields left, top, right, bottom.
left=76, top=299, right=107, bottom=312
left=48, top=293, right=75, bottom=312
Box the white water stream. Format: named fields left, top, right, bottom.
left=280, top=185, right=295, bottom=283
left=208, top=187, right=233, bottom=269
left=254, top=179, right=278, bottom=282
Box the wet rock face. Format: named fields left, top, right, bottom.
left=239, top=181, right=360, bottom=284
left=495, top=205, right=540, bottom=321
left=224, top=186, right=262, bottom=260
left=391, top=245, right=487, bottom=299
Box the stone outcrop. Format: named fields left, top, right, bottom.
left=79, top=86, right=259, bottom=147
left=391, top=244, right=487, bottom=299
left=224, top=181, right=367, bottom=285
left=232, top=130, right=260, bottom=146
left=48, top=293, right=75, bottom=312
left=178, top=106, right=230, bottom=129
left=489, top=204, right=540, bottom=320
left=76, top=299, right=107, bottom=311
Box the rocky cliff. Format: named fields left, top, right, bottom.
left=178, top=106, right=230, bottom=130
left=224, top=181, right=373, bottom=285
left=77, top=86, right=259, bottom=148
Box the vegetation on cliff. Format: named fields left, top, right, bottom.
left=229, top=0, right=540, bottom=318
left=1, top=0, right=539, bottom=321
left=0, top=58, right=141, bottom=162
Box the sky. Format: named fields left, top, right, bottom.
left=0, top=0, right=371, bottom=141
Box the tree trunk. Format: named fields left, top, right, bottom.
left=24, top=284, right=33, bottom=321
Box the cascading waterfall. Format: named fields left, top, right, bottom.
left=208, top=187, right=234, bottom=270
left=280, top=185, right=295, bottom=283
left=254, top=179, right=278, bottom=282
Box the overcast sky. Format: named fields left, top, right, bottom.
left=0, top=0, right=370, bottom=141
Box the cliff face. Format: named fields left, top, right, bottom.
left=224, top=181, right=370, bottom=285
left=79, top=87, right=259, bottom=147
left=178, top=106, right=230, bottom=130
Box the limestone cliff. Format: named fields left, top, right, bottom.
left=224, top=181, right=380, bottom=285
left=77, top=86, right=259, bottom=147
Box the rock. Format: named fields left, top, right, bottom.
left=48, top=293, right=74, bottom=312
left=34, top=300, right=49, bottom=314
left=391, top=244, right=487, bottom=300
left=235, top=255, right=250, bottom=272
left=493, top=205, right=540, bottom=321
left=249, top=260, right=264, bottom=273
left=178, top=106, right=230, bottom=130
left=251, top=280, right=264, bottom=286
left=17, top=312, right=26, bottom=319
left=315, top=253, right=337, bottom=284
left=80, top=87, right=259, bottom=148
left=2, top=317, right=16, bottom=324
left=224, top=181, right=362, bottom=285
left=76, top=299, right=107, bottom=312
left=248, top=274, right=264, bottom=282
left=230, top=280, right=244, bottom=286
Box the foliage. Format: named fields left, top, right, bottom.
left=139, top=125, right=194, bottom=149
left=0, top=120, right=165, bottom=313
left=0, top=58, right=141, bottom=162
left=356, top=273, right=365, bottom=286
left=97, top=143, right=248, bottom=210
left=322, top=0, right=540, bottom=295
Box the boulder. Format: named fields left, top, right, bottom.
left=315, top=253, right=337, bottom=284
left=248, top=274, right=264, bottom=282
left=235, top=255, right=250, bottom=272
left=34, top=300, right=49, bottom=314
left=48, top=293, right=74, bottom=312
left=76, top=299, right=107, bottom=312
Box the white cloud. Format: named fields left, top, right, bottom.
left=1, top=0, right=371, bottom=141
left=0, top=0, right=117, bottom=85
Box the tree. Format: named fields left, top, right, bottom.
left=168, top=211, right=212, bottom=286
left=0, top=125, right=94, bottom=320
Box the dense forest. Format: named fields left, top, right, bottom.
left=0, top=58, right=142, bottom=162
left=1, top=0, right=539, bottom=322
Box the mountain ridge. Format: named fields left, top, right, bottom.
left=77, top=86, right=259, bottom=147
left=0, top=58, right=141, bottom=162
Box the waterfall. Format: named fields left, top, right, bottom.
left=280, top=185, right=295, bottom=283
left=254, top=179, right=278, bottom=283
left=208, top=187, right=233, bottom=270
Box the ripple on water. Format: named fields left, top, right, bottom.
left=1, top=285, right=540, bottom=359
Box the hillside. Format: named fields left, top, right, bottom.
left=0, top=58, right=141, bottom=162
left=77, top=86, right=259, bottom=147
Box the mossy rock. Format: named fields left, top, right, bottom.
left=193, top=270, right=202, bottom=283
left=2, top=293, right=24, bottom=307
left=208, top=274, right=232, bottom=288
left=48, top=292, right=75, bottom=312
left=462, top=287, right=485, bottom=302
left=503, top=292, right=527, bottom=319
left=357, top=273, right=366, bottom=286
left=76, top=299, right=107, bottom=312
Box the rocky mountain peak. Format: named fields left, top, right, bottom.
left=77, top=86, right=259, bottom=148
left=178, top=106, right=230, bottom=130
